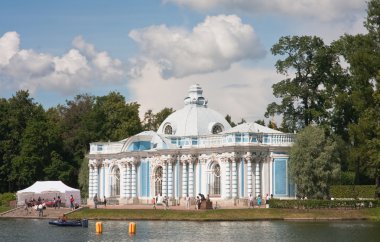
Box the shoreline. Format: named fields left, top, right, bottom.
left=1, top=206, right=379, bottom=222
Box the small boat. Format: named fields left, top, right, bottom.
left=49, top=219, right=88, bottom=227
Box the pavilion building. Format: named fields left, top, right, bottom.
left=87, top=84, right=296, bottom=205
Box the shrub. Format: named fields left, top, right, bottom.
left=267, top=199, right=380, bottom=209
left=0, top=193, right=16, bottom=207
left=330, top=185, right=376, bottom=198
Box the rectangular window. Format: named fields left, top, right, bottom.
left=235, top=134, right=241, bottom=143
left=263, top=135, right=269, bottom=143
left=97, top=145, right=103, bottom=151
left=192, top=138, right=198, bottom=145
left=242, top=133, right=249, bottom=142
left=171, top=138, right=177, bottom=145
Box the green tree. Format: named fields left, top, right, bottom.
left=0, top=91, right=43, bottom=191
left=154, top=108, right=174, bottom=130
left=78, top=157, right=89, bottom=198
left=254, top=119, right=265, bottom=126
left=94, top=92, right=142, bottom=140
left=237, top=118, right=246, bottom=125
left=142, top=109, right=156, bottom=131
left=10, top=106, right=50, bottom=189
left=143, top=108, right=175, bottom=131
left=44, top=151, right=75, bottom=184
left=289, top=126, right=340, bottom=199
left=57, top=94, right=97, bottom=187
left=225, top=115, right=236, bottom=127
left=330, top=0, right=380, bottom=186
left=266, top=36, right=343, bottom=132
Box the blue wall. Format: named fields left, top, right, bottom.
left=273, top=158, right=287, bottom=196
left=139, top=159, right=150, bottom=197
left=128, top=141, right=151, bottom=151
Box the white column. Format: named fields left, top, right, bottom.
left=188, top=161, right=194, bottom=197
left=105, top=164, right=110, bottom=197
left=91, top=165, right=99, bottom=198
left=175, top=158, right=179, bottom=199
left=168, top=161, right=173, bottom=198
left=232, top=158, right=238, bottom=198
left=162, top=162, right=168, bottom=197
left=131, top=163, right=137, bottom=198
left=126, top=164, right=131, bottom=198
left=121, top=165, right=127, bottom=198
left=182, top=162, right=188, bottom=197
left=98, top=164, right=106, bottom=197
left=247, top=158, right=253, bottom=196
left=88, top=165, right=93, bottom=199
left=225, top=161, right=231, bottom=198
left=255, top=160, right=261, bottom=197
left=269, top=158, right=273, bottom=196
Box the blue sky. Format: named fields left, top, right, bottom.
left=0, top=0, right=367, bottom=122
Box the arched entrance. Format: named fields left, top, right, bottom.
left=208, top=162, right=221, bottom=196
left=110, top=166, right=120, bottom=197
left=155, top=166, right=163, bottom=196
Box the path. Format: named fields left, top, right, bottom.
left=0, top=206, right=72, bottom=219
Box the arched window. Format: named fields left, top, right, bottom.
left=155, top=166, right=163, bottom=196
left=212, top=124, right=223, bottom=134
left=164, top=125, right=173, bottom=135
left=110, top=166, right=120, bottom=197
left=208, top=163, right=221, bottom=196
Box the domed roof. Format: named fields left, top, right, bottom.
left=157, top=84, right=231, bottom=137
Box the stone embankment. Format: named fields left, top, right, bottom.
left=0, top=206, right=72, bottom=219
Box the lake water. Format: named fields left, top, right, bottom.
left=1, top=218, right=380, bottom=242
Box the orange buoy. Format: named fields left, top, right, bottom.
left=129, top=222, right=136, bottom=234
left=96, top=221, right=103, bottom=234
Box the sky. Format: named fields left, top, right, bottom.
left=0, top=0, right=368, bottom=123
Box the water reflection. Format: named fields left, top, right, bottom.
left=0, top=219, right=379, bottom=242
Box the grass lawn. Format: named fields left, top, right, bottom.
left=0, top=206, right=11, bottom=213
left=69, top=207, right=380, bottom=221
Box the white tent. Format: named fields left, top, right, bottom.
left=16, top=181, right=81, bottom=207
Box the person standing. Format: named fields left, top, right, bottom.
left=70, top=195, right=75, bottom=210
left=249, top=193, right=254, bottom=208
left=103, top=196, right=107, bottom=207
left=152, top=196, right=156, bottom=209
left=93, top=194, right=98, bottom=209
left=185, top=194, right=190, bottom=209
left=57, top=196, right=61, bottom=209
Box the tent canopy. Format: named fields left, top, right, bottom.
left=16, top=181, right=80, bottom=207
left=17, top=181, right=79, bottom=194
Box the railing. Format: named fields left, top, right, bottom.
left=173, top=133, right=296, bottom=148
left=90, top=133, right=296, bottom=154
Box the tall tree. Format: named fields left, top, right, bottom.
left=0, top=91, right=41, bottom=191
left=143, top=108, right=175, bottom=131
left=289, top=126, right=340, bottom=199
left=142, top=109, right=156, bottom=131
left=337, top=0, right=380, bottom=187
left=154, top=108, right=174, bottom=131
left=10, top=106, right=50, bottom=189
left=266, top=36, right=344, bottom=132
left=93, top=92, right=142, bottom=140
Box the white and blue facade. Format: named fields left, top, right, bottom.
left=88, top=85, right=296, bottom=205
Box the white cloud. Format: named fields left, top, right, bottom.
left=129, top=15, right=265, bottom=78
left=0, top=32, right=125, bottom=95
left=129, top=59, right=281, bottom=122
left=0, top=32, right=20, bottom=66
left=165, top=0, right=365, bottom=22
